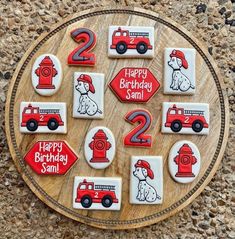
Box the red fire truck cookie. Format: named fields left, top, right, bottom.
left=32, top=54, right=62, bottom=96
left=168, top=140, right=201, bottom=183
left=84, top=126, right=115, bottom=169
left=20, top=102, right=67, bottom=134
left=73, top=72, right=104, bottom=119
left=108, top=26, right=154, bottom=58
left=164, top=48, right=196, bottom=95
left=73, top=177, right=122, bottom=210
left=130, top=156, right=163, bottom=204
left=109, top=67, right=160, bottom=103
left=162, top=102, right=209, bottom=135
left=24, top=141, right=78, bottom=175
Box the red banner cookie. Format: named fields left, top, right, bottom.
left=24, top=141, right=78, bottom=175
left=109, top=67, right=160, bottom=103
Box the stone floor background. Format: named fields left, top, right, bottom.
left=0, top=0, right=234, bottom=238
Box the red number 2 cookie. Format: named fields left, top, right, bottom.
left=68, top=28, right=97, bottom=66
left=124, top=109, right=152, bottom=147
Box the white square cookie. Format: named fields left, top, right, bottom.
left=73, top=72, right=104, bottom=119
left=164, top=48, right=196, bottom=95
left=130, top=156, right=163, bottom=204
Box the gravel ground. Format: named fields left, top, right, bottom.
left=0, top=0, right=234, bottom=238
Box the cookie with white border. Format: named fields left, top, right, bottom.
left=162, top=102, right=209, bottom=135
left=164, top=48, right=196, bottom=95
left=130, top=156, right=163, bottom=204
left=73, top=72, right=104, bottom=119
left=20, top=102, right=67, bottom=134
left=73, top=177, right=122, bottom=210
left=168, top=140, right=201, bottom=184
left=32, top=54, right=62, bottom=96
left=84, top=126, right=115, bottom=169
left=108, top=26, right=154, bottom=58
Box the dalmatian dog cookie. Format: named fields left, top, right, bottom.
left=164, top=48, right=196, bottom=95
left=75, top=74, right=101, bottom=116
left=133, top=160, right=158, bottom=202
left=130, top=156, right=163, bottom=204
left=73, top=72, right=104, bottom=119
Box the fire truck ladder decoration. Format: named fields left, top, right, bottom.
left=19, top=24, right=211, bottom=212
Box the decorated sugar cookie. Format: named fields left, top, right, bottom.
left=24, top=141, right=78, bottom=175
left=108, top=26, right=154, bottom=58
left=162, top=102, right=209, bottom=135
left=164, top=48, right=196, bottom=95
left=84, top=126, right=115, bottom=169
left=67, top=28, right=97, bottom=66
left=109, top=67, right=160, bottom=103
left=124, top=109, right=152, bottom=147
left=168, top=140, right=201, bottom=183
left=20, top=102, right=67, bottom=134
left=73, top=177, right=122, bottom=210
left=32, top=54, right=62, bottom=96
left=73, top=72, right=104, bottom=119
left=130, top=156, right=163, bottom=204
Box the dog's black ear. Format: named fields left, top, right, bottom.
left=84, top=83, right=90, bottom=92
left=177, top=58, right=182, bottom=68
left=141, top=168, right=148, bottom=177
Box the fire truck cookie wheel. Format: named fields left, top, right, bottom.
left=168, top=140, right=201, bottom=184
left=192, top=120, right=204, bottom=132
left=32, top=54, right=62, bottom=96
left=170, top=120, right=182, bottom=133
left=80, top=195, right=92, bottom=208
left=116, top=42, right=127, bottom=54
left=101, top=195, right=113, bottom=208
left=47, top=118, right=59, bottom=130
left=136, top=42, right=148, bottom=54
left=26, top=119, right=38, bottom=131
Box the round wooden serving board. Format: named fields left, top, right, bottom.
left=5, top=7, right=229, bottom=229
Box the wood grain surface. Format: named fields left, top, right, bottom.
left=5, top=7, right=229, bottom=229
